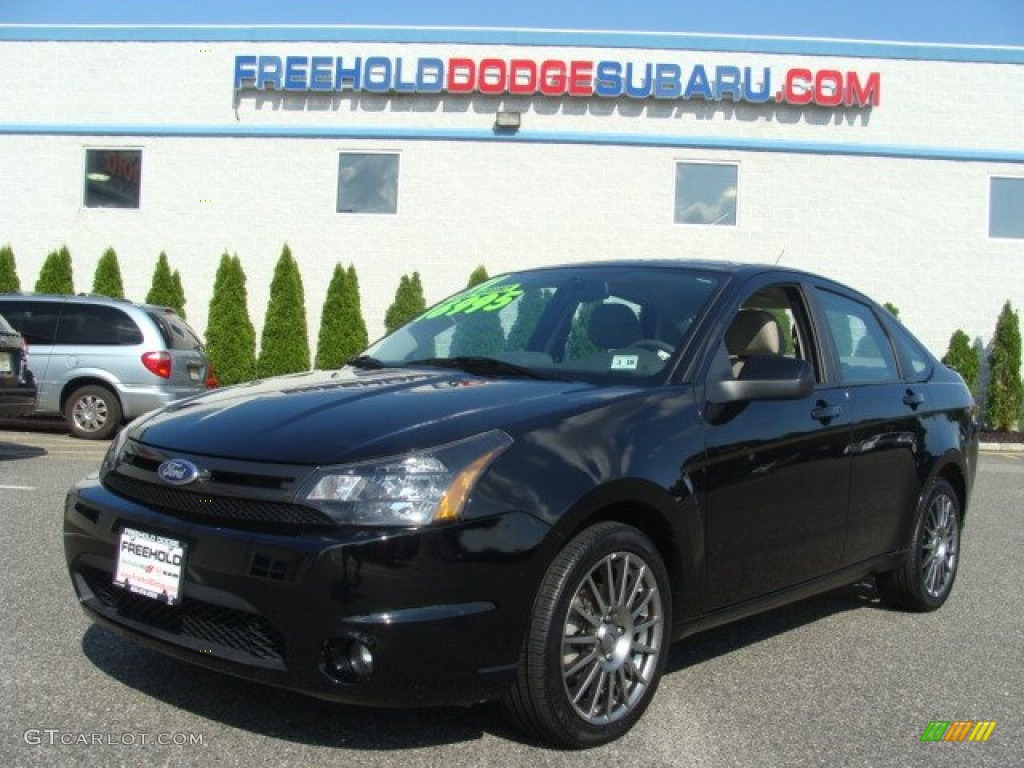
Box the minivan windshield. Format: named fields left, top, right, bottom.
left=363, top=266, right=722, bottom=383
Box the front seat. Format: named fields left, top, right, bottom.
left=725, top=308, right=782, bottom=377
left=586, top=303, right=642, bottom=350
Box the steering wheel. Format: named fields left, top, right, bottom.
left=630, top=339, right=675, bottom=356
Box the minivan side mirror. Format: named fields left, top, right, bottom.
left=707, top=355, right=814, bottom=404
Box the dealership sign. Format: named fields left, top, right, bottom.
left=234, top=55, right=881, bottom=107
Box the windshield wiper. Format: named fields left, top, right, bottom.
left=404, top=356, right=569, bottom=381
left=346, top=355, right=388, bottom=370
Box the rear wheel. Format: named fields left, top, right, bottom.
left=502, top=522, right=671, bottom=748
left=65, top=384, right=122, bottom=440
left=877, top=478, right=961, bottom=612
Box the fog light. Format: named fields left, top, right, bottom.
left=324, top=638, right=374, bottom=683
left=349, top=641, right=374, bottom=678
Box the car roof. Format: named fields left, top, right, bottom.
left=0, top=292, right=178, bottom=313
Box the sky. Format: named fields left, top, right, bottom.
left=0, top=0, right=1022, bottom=47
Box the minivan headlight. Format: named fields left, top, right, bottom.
left=298, top=430, right=513, bottom=526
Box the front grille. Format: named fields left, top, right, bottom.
left=102, top=471, right=336, bottom=529
left=81, top=566, right=285, bottom=665
left=122, top=452, right=295, bottom=491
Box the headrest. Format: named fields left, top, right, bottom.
left=587, top=303, right=642, bottom=349
left=726, top=308, right=782, bottom=357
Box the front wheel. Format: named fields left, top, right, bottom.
left=65, top=384, right=122, bottom=440
left=502, top=522, right=671, bottom=748
left=876, top=478, right=961, bottom=612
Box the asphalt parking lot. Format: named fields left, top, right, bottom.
left=0, top=428, right=1019, bottom=767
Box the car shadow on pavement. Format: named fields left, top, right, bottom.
left=0, top=440, right=47, bottom=461
left=80, top=624, right=519, bottom=750
left=79, top=581, right=882, bottom=750
left=667, top=580, right=880, bottom=673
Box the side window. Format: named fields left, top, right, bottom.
left=0, top=301, right=62, bottom=344
left=815, top=289, right=899, bottom=383
left=56, top=305, right=144, bottom=346
left=888, top=320, right=933, bottom=381
left=723, top=285, right=819, bottom=381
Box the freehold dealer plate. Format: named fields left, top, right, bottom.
left=114, top=527, right=186, bottom=605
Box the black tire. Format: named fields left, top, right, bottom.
left=65, top=384, right=122, bottom=440
left=876, top=478, right=961, bottom=612
left=502, top=522, right=671, bottom=748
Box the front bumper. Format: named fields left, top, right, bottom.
left=64, top=477, right=552, bottom=707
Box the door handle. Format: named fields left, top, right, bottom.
left=903, top=390, right=925, bottom=408
left=811, top=403, right=842, bottom=422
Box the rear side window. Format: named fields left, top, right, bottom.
left=147, top=311, right=203, bottom=351
left=887, top=320, right=933, bottom=381
left=815, top=289, right=899, bottom=383
left=56, top=305, right=143, bottom=346
left=0, top=301, right=62, bottom=344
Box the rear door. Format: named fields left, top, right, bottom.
left=811, top=288, right=922, bottom=564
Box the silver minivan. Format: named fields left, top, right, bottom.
left=0, top=294, right=215, bottom=438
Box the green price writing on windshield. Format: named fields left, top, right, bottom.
left=424, top=283, right=524, bottom=319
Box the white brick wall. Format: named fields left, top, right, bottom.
left=1, top=33, right=1021, bottom=367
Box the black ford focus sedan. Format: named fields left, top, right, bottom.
left=64, top=262, right=977, bottom=748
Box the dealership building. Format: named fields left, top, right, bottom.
left=1, top=25, right=1022, bottom=360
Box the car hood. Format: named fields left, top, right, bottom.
left=131, top=366, right=634, bottom=465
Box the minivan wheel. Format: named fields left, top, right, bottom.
left=502, top=522, right=671, bottom=749
left=65, top=385, right=122, bottom=440
left=876, top=478, right=961, bottom=612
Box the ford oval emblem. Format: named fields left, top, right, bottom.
left=157, top=459, right=201, bottom=486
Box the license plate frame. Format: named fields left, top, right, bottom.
left=113, top=527, right=187, bottom=606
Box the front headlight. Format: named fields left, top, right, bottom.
left=298, top=430, right=513, bottom=526
left=100, top=423, right=133, bottom=477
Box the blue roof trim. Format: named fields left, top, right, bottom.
left=3, top=122, right=1023, bottom=164
left=1, top=25, right=1023, bottom=64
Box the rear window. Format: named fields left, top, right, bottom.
left=56, top=305, right=144, bottom=346
left=0, top=314, right=16, bottom=334
left=147, top=310, right=204, bottom=351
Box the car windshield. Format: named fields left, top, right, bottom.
left=363, top=265, right=722, bottom=383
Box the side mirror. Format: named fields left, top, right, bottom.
left=707, top=355, right=814, bottom=404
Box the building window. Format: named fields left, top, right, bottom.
left=84, top=149, right=142, bottom=209
left=674, top=162, right=737, bottom=226
left=990, top=177, right=1024, bottom=239
left=337, top=153, right=399, bottom=214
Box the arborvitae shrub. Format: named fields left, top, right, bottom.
left=384, top=272, right=427, bottom=333
left=92, top=247, right=125, bottom=298
left=257, top=244, right=310, bottom=377
left=171, top=269, right=187, bottom=319
left=205, top=253, right=256, bottom=385
left=466, top=265, right=490, bottom=288
left=146, top=252, right=187, bottom=317
left=35, top=246, right=74, bottom=294
left=941, top=329, right=980, bottom=395
left=985, top=301, right=1023, bottom=431
left=0, top=245, right=21, bottom=292
left=315, top=263, right=368, bottom=369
